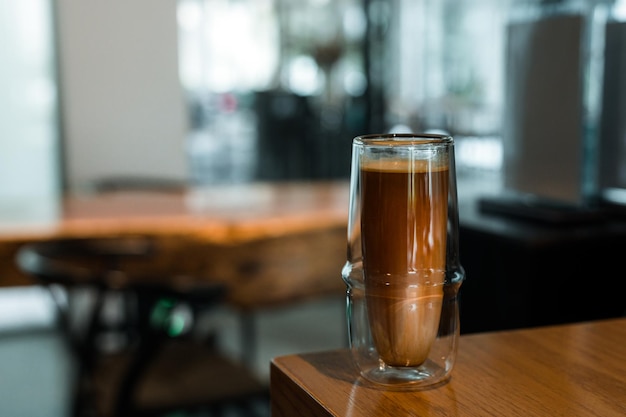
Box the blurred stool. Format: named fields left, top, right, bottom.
left=15, top=237, right=268, bottom=417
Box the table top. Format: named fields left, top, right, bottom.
left=270, top=318, right=626, bottom=417
left=0, top=181, right=349, bottom=245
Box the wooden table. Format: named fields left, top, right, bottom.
left=270, top=318, right=626, bottom=416
left=0, top=182, right=350, bottom=309
left=0, top=181, right=349, bottom=245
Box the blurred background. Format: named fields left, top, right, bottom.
left=7, top=0, right=626, bottom=211
left=1, top=0, right=514, bottom=204
left=2, top=0, right=626, bottom=416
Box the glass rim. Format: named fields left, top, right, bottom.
left=353, top=133, right=453, bottom=146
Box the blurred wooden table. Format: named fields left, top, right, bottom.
left=0, top=181, right=349, bottom=308
left=0, top=181, right=349, bottom=245
left=270, top=318, right=626, bottom=417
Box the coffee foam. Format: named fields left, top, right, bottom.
left=361, top=158, right=448, bottom=173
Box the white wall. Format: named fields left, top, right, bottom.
left=56, top=0, right=189, bottom=192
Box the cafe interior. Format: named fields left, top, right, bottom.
left=2, top=0, right=626, bottom=416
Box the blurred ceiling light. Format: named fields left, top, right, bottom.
left=614, top=0, right=626, bottom=19
left=178, top=0, right=278, bottom=92
left=177, top=0, right=203, bottom=31
left=343, top=70, right=366, bottom=96
left=287, top=55, right=322, bottom=96
left=343, top=4, right=367, bottom=41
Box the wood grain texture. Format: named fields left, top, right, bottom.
left=271, top=318, right=626, bottom=417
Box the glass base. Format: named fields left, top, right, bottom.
left=360, top=359, right=451, bottom=391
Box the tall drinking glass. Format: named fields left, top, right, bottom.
left=342, top=133, right=465, bottom=390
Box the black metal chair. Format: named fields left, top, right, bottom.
left=15, top=237, right=268, bottom=417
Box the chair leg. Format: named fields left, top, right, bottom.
left=71, top=287, right=108, bottom=417
left=114, top=340, right=161, bottom=417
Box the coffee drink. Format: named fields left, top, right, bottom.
left=361, top=158, right=448, bottom=367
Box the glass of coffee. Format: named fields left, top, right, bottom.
left=342, top=133, right=465, bottom=390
